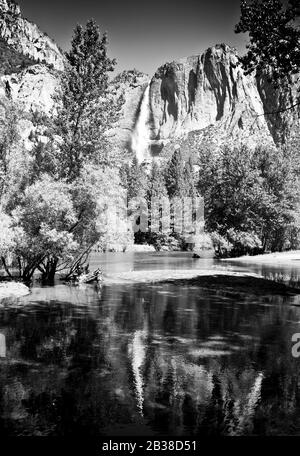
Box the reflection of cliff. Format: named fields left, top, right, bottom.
left=0, top=281, right=299, bottom=435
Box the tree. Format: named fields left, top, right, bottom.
left=121, top=156, right=149, bottom=201
left=235, top=0, right=300, bottom=81
left=54, top=20, right=122, bottom=180
left=165, top=148, right=186, bottom=198
left=183, top=156, right=198, bottom=198
left=0, top=101, right=23, bottom=203
left=0, top=212, right=16, bottom=277
left=10, top=176, right=78, bottom=282
left=165, top=149, right=197, bottom=198
left=197, top=144, right=300, bottom=256
left=0, top=21, right=130, bottom=282
left=147, top=161, right=168, bottom=200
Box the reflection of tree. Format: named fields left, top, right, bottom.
left=0, top=280, right=300, bottom=435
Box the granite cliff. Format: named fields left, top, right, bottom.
left=140, top=44, right=299, bottom=160
left=0, top=0, right=64, bottom=71
left=0, top=1, right=298, bottom=162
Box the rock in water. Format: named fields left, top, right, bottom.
left=0, top=282, right=30, bottom=301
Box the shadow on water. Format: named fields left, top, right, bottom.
left=1, top=253, right=300, bottom=436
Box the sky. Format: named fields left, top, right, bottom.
left=17, top=0, right=249, bottom=76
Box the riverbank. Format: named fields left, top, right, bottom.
left=223, top=250, right=300, bottom=264
left=0, top=282, right=30, bottom=301
left=103, top=268, right=300, bottom=294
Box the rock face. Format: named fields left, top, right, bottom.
left=109, top=70, right=150, bottom=154
left=0, top=64, right=58, bottom=113
left=0, top=0, right=64, bottom=71
left=0, top=2, right=298, bottom=161
left=144, top=44, right=299, bottom=156
left=150, top=45, right=265, bottom=140
left=0, top=0, right=19, bottom=15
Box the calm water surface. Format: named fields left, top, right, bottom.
left=1, top=252, right=300, bottom=436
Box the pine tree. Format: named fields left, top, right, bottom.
left=125, top=157, right=148, bottom=201
left=183, top=156, right=198, bottom=198
left=55, top=20, right=122, bottom=180
left=165, top=148, right=186, bottom=198
left=147, top=161, right=168, bottom=200
left=165, top=149, right=197, bottom=198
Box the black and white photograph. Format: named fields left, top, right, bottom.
left=0, top=0, right=300, bottom=450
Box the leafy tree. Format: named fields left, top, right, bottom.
left=0, top=21, right=131, bottom=282
left=0, top=101, right=20, bottom=201
left=0, top=101, right=33, bottom=213
left=198, top=144, right=300, bottom=256
left=29, top=140, right=60, bottom=181
left=5, top=176, right=78, bottom=282
left=0, top=212, right=16, bottom=277
left=235, top=0, right=300, bottom=81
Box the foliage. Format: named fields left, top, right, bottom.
left=0, top=20, right=129, bottom=281
left=120, top=157, right=149, bottom=200
left=0, top=213, right=15, bottom=258
left=192, top=232, right=214, bottom=251
left=10, top=176, right=78, bottom=281
left=0, top=101, right=33, bottom=209
left=73, top=164, right=132, bottom=256
left=147, top=161, right=168, bottom=200
left=113, top=69, right=146, bottom=88
left=135, top=231, right=185, bottom=251
left=198, top=144, right=300, bottom=256
left=54, top=19, right=122, bottom=180
left=235, top=0, right=300, bottom=81
left=209, top=231, right=233, bottom=258
left=0, top=38, right=36, bottom=74
left=165, top=148, right=197, bottom=198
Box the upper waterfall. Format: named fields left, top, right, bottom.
left=131, top=82, right=151, bottom=163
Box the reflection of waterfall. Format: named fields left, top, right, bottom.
left=131, top=82, right=151, bottom=163
left=234, top=371, right=264, bottom=435
left=128, top=322, right=148, bottom=416
left=245, top=371, right=264, bottom=415
left=0, top=333, right=6, bottom=358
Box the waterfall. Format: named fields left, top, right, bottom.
left=131, top=82, right=151, bottom=163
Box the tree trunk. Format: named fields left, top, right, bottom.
left=1, top=257, right=12, bottom=278
left=41, top=258, right=58, bottom=284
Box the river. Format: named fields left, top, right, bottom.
left=0, top=252, right=300, bottom=436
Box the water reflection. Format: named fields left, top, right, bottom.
left=0, top=334, right=6, bottom=358
left=0, top=256, right=300, bottom=435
